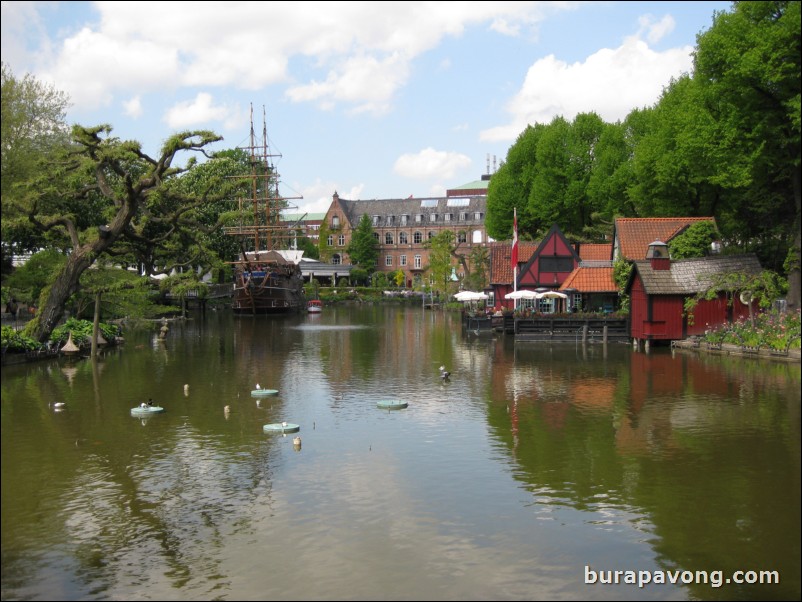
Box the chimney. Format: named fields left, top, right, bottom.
left=646, top=239, right=671, bottom=270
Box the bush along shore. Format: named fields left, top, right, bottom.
left=674, top=309, right=801, bottom=361
left=1, top=318, right=124, bottom=365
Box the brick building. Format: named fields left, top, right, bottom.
left=320, top=176, right=490, bottom=288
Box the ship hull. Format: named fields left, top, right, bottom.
left=232, top=266, right=304, bottom=314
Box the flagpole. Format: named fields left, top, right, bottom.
left=512, top=208, right=518, bottom=310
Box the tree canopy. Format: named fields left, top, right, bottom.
left=486, top=1, right=800, bottom=310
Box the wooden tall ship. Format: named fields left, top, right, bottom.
left=226, top=105, right=305, bottom=314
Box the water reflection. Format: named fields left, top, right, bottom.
left=1, top=307, right=799, bottom=600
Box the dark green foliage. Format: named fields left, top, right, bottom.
left=346, top=214, right=378, bottom=269
left=669, top=221, right=720, bottom=259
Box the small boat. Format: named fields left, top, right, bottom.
left=307, top=299, right=323, bottom=313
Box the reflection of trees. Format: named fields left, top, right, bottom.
left=486, top=347, right=801, bottom=600
left=1, top=321, right=281, bottom=598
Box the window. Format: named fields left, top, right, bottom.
left=428, top=231, right=435, bottom=240
left=457, top=231, right=467, bottom=243
left=385, top=255, right=393, bottom=267
left=387, top=215, right=394, bottom=225
left=414, top=255, right=422, bottom=269
left=399, top=232, right=408, bottom=244
left=401, top=214, right=408, bottom=225
left=415, top=214, right=423, bottom=223
left=338, top=234, right=345, bottom=246
left=430, top=213, right=437, bottom=222
left=373, top=232, right=380, bottom=241
left=413, top=231, right=423, bottom=244
left=331, top=215, right=340, bottom=227
left=459, top=212, right=467, bottom=221
left=474, top=212, right=483, bottom=220
left=472, top=230, right=482, bottom=244
left=372, top=215, right=380, bottom=226
left=444, top=213, right=452, bottom=222
left=540, top=257, right=574, bottom=273
left=385, top=232, right=394, bottom=244
left=400, top=255, right=407, bottom=266
left=332, top=254, right=341, bottom=265
left=327, top=235, right=334, bottom=246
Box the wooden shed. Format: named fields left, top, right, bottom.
left=626, top=249, right=763, bottom=346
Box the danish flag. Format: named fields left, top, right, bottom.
left=511, top=208, right=518, bottom=270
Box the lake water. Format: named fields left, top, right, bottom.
left=1, top=305, right=799, bottom=601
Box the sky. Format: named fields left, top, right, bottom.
left=1, top=1, right=733, bottom=215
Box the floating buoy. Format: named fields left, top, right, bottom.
left=251, top=388, right=278, bottom=397
left=263, top=422, right=300, bottom=433
left=183, top=384, right=189, bottom=396
left=131, top=405, right=165, bottom=416
left=50, top=402, right=66, bottom=410
left=377, top=399, right=408, bottom=410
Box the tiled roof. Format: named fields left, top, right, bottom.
left=614, top=217, right=716, bottom=260
left=559, top=266, right=616, bottom=293
left=577, top=243, right=612, bottom=261
left=631, top=254, right=763, bottom=295
left=489, top=240, right=539, bottom=284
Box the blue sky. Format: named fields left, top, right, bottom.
left=1, top=1, right=732, bottom=215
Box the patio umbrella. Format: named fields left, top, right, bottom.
left=455, top=291, right=488, bottom=301
left=504, top=290, right=540, bottom=300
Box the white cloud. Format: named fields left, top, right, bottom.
left=298, top=179, right=364, bottom=212
left=638, top=14, right=676, bottom=44
left=122, top=95, right=143, bottom=119
left=16, top=2, right=557, bottom=114
left=286, top=53, right=410, bottom=116
left=481, top=34, right=694, bottom=142
left=162, top=93, right=236, bottom=129
left=394, top=148, right=472, bottom=180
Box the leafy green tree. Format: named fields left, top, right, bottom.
left=461, top=245, right=489, bottom=292
left=346, top=214, right=378, bottom=269
left=485, top=123, right=545, bottom=241
left=1, top=62, right=70, bottom=270
left=317, top=221, right=334, bottom=262
left=13, top=124, right=229, bottom=342
left=3, top=249, right=65, bottom=306
left=426, top=230, right=457, bottom=295
left=693, top=0, right=801, bottom=310
left=295, top=235, right=320, bottom=260
left=669, top=221, right=720, bottom=259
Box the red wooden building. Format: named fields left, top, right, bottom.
left=626, top=240, right=762, bottom=346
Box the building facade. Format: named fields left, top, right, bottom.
left=321, top=182, right=490, bottom=287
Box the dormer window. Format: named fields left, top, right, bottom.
left=331, top=215, right=340, bottom=228
left=646, top=239, right=669, bottom=259
left=372, top=215, right=380, bottom=226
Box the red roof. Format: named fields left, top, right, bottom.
left=490, top=241, right=539, bottom=284
left=614, top=217, right=716, bottom=261
left=560, top=266, right=616, bottom=293
left=577, top=243, right=612, bottom=261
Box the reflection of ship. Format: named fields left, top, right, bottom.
left=226, top=105, right=305, bottom=314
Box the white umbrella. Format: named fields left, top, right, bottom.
left=455, top=291, right=488, bottom=301
left=538, top=291, right=568, bottom=299
left=504, top=290, right=540, bottom=300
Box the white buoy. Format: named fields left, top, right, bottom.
left=50, top=402, right=66, bottom=410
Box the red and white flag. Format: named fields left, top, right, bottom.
left=511, top=208, right=519, bottom=271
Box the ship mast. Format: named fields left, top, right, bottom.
left=226, top=103, right=301, bottom=254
